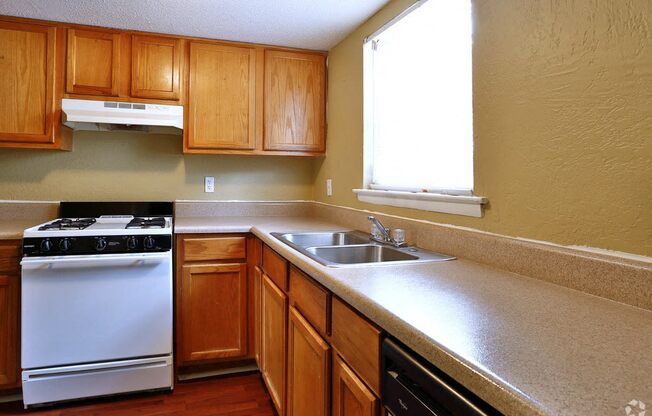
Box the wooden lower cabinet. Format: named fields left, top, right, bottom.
left=253, top=265, right=263, bottom=367
left=0, top=274, right=19, bottom=389
left=286, top=306, right=330, bottom=416
left=261, top=273, right=288, bottom=415
left=174, top=235, right=383, bottom=416
left=0, top=240, right=21, bottom=390
left=333, top=353, right=379, bottom=416
left=332, top=297, right=382, bottom=396
left=177, top=263, right=248, bottom=364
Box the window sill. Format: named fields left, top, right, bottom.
left=352, top=189, right=487, bottom=217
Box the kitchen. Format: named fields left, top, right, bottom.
left=0, top=0, right=650, bottom=415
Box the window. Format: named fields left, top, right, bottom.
left=357, top=0, right=485, bottom=216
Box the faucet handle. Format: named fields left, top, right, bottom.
left=391, top=229, right=406, bottom=245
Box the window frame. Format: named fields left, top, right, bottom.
left=357, top=0, right=486, bottom=217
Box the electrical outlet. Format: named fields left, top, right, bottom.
left=204, top=176, right=215, bottom=193
left=326, top=179, right=333, bottom=196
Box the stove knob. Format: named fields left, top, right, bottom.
left=143, top=236, right=155, bottom=250
left=59, top=238, right=72, bottom=252
left=95, top=237, right=107, bottom=252
left=40, top=239, right=53, bottom=253
left=126, top=236, right=138, bottom=250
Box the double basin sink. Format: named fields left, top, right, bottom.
left=271, top=231, right=455, bottom=267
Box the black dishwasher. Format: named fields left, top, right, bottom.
left=382, top=338, right=501, bottom=416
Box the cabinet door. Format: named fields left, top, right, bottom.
left=287, top=306, right=330, bottom=416
left=0, top=274, right=19, bottom=389
left=261, top=273, right=288, bottom=415
left=333, top=353, right=379, bottom=416
left=254, top=265, right=263, bottom=367
left=178, top=263, right=248, bottom=364
left=131, top=35, right=182, bottom=100
left=264, top=50, right=325, bottom=152
left=186, top=42, right=256, bottom=150
left=0, top=21, right=56, bottom=144
left=66, top=29, right=120, bottom=96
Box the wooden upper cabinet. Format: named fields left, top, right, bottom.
left=186, top=42, right=257, bottom=151
left=0, top=20, right=61, bottom=146
left=264, top=50, right=326, bottom=153
left=131, top=35, right=182, bottom=100
left=178, top=263, right=248, bottom=364
left=66, top=28, right=120, bottom=96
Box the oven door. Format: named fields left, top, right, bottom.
left=21, top=252, right=173, bottom=369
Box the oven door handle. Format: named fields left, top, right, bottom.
left=21, top=253, right=170, bottom=270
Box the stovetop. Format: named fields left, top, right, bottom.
left=26, top=216, right=172, bottom=236
left=22, top=216, right=173, bottom=257
left=21, top=203, right=175, bottom=257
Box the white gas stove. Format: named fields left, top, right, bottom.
left=20, top=203, right=174, bottom=407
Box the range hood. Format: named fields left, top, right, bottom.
left=62, top=98, right=183, bottom=134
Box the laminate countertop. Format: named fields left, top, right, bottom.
left=0, top=220, right=40, bottom=240
left=179, top=216, right=650, bottom=415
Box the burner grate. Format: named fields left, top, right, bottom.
left=126, top=217, right=166, bottom=229
left=38, top=218, right=97, bottom=231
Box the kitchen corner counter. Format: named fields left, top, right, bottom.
left=0, top=201, right=59, bottom=240
left=0, top=219, right=42, bottom=240
left=174, top=216, right=652, bottom=416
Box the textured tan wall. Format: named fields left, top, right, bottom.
left=0, top=131, right=315, bottom=201
left=314, top=0, right=652, bottom=256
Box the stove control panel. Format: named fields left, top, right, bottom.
left=23, top=235, right=172, bottom=257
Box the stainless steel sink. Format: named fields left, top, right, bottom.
left=306, top=245, right=418, bottom=264
left=271, top=231, right=455, bottom=267
left=277, top=231, right=370, bottom=247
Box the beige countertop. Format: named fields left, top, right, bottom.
left=0, top=219, right=41, bottom=240
left=0, top=201, right=58, bottom=240
left=176, top=216, right=652, bottom=416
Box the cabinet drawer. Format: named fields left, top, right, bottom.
left=331, top=297, right=382, bottom=396
left=262, top=245, right=288, bottom=291
left=182, top=236, right=246, bottom=262
left=0, top=241, right=21, bottom=274
left=289, top=266, right=330, bottom=336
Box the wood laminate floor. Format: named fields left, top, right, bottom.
left=0, top=373, right=276, bottom=416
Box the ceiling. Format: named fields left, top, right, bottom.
left=0, top=0, right=390, bottom=50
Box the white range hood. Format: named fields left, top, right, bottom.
left=62, top=99, right=183, bottom=134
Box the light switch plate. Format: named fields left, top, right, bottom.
left=326, top=179, right=333, bottom=196
left=204, top=176, right=215, bottom=193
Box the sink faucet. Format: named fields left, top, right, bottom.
left=368, top=216, right=406, bottom=247
left=368, top=216, right=391, bottom=240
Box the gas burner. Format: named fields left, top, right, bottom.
left=126, top=217, right=166, bottom=229
left=38, top=218, right=97, bottom=231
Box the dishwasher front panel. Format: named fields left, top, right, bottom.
left=382, top=338, right=501, bottom=416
